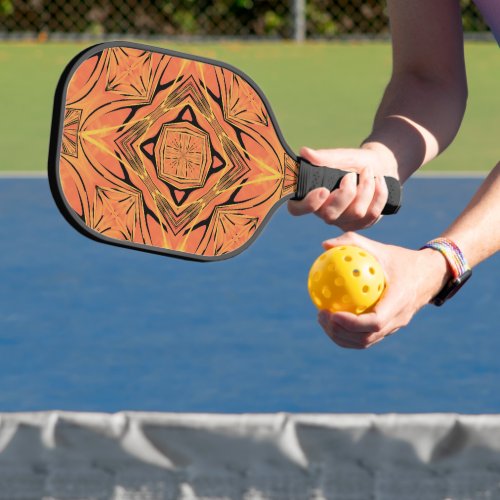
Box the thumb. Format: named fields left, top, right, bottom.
left=299, top=146, right=325, bottom=165
left=321, top=233, right=389, bottom=273
left=299, top=147, right=365, bottom=170
left=322, top=231, right=368, bottom=250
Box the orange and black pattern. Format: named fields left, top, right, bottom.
left=59, top=46, right=299, bottom=258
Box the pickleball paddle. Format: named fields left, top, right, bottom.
left=48, top=41, right=401, bottom=262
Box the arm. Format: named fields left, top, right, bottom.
left=364, top=0, right=468, bottom=182
left=441, top=164, right=500, bottom=268
left=288, top=0, right=467, bottom=227
left=318, top=163, right=500, bottom=349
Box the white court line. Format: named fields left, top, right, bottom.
left=0, top=171, right=47, bottom=178
left=414, top=170, right=487, bottom=178
left=0, top=170, right=489, bottom=179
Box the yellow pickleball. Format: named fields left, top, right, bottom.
left=308, top=245, right=385, bottom=314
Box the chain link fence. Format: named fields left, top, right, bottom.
left=0, top=0, right=491, bottom=40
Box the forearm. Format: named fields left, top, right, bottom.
left=361, top=0, right=467, bottom=183
left=362, top=73, right=467, bottom=182
left=418, top=162, right=500, bottom=303
left=441, top=162, right=500, bottom=267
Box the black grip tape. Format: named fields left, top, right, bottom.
left=293, top=157, right=402, bottom=215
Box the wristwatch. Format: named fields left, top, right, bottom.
left=421, top=238, right=472, bottom=306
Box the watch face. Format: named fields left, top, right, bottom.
left=432, top=269, right=472, bottom=306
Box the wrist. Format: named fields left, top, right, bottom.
left=418, top=248, right=453, bottom=302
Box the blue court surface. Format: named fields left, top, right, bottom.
left=0, top=176, right=498, bottom=413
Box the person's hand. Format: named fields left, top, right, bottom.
left=288, top=145, right=398, bottom=231
left=316, top=232, right=451, bottom=349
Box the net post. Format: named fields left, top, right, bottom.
left=292, top=0, right=306, bottom=42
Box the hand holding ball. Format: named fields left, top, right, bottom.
left=308, top=245, right=385, bottom=314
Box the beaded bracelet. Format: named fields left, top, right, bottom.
left=421, top=238, right=470, bottom=278
left=421, top=238, right=472, bottom=306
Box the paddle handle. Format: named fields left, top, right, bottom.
left=293, top=157, right=402, bottom=215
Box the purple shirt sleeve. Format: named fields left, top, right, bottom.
left=473, top=0, right=500, bottom=45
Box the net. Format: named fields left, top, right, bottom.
left=1, top=412, right=500, bottom=499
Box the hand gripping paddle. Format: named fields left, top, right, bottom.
left=49, top=41, right=401, bottom=262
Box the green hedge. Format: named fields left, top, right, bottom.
left=0, top=0, right=490, bottom=37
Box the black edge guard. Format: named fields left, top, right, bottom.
left=292, top=158, right=402, bottom=215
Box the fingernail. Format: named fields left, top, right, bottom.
left=318, top=189, right=329, bottom=201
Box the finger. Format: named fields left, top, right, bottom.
left=318, top=310, right=333, bottom=330
left=319, top=311, right=372, bottom=349
left=315, top=172, right=357, bottom=224
left=319, top=310, right=391, bottom=349
left=385, top=328, right=400, bottom=337
left=322, top=170, right=391, bottom=231
left=299, top=147, right=392, bottom=228
left=293, top=147, right=371, bottom=223
left=322, top=325, right=365, bottom=349
left=330, top=325, right=370, bottom=348
left=371, top=174, right=389, bottom=216
left=329, top=327, right=380, bottom=349
left=330, top=317, right=390, bottom=349
left=288, top=188, right=330, bottom=216
left=331, top=336, right=365, bottom=349
left=330, top=311, right=385, bottom=335
left=343, top=164, right=376, bottom=221
left=332, top=294, right=402, bottom=339
left=356, top=175, right=389, bottom=227
left=360, top=328, right=399, bottom=348
left=364, top=335, right=386, bottom=348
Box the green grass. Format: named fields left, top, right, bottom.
left=0, top=41, right=497, bottom=172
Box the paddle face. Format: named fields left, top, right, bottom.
left=49, top=41, right=299, bottom=261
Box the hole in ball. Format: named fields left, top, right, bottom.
left=342, top=295, right=351, bottom=304
left=352, top=269, right=360, bottom=277
left=313, top=294, right=322, bottom=308
left=362, top=285, right=369, bottom=293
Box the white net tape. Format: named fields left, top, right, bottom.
left=0, top=412, right=500, bottom=499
